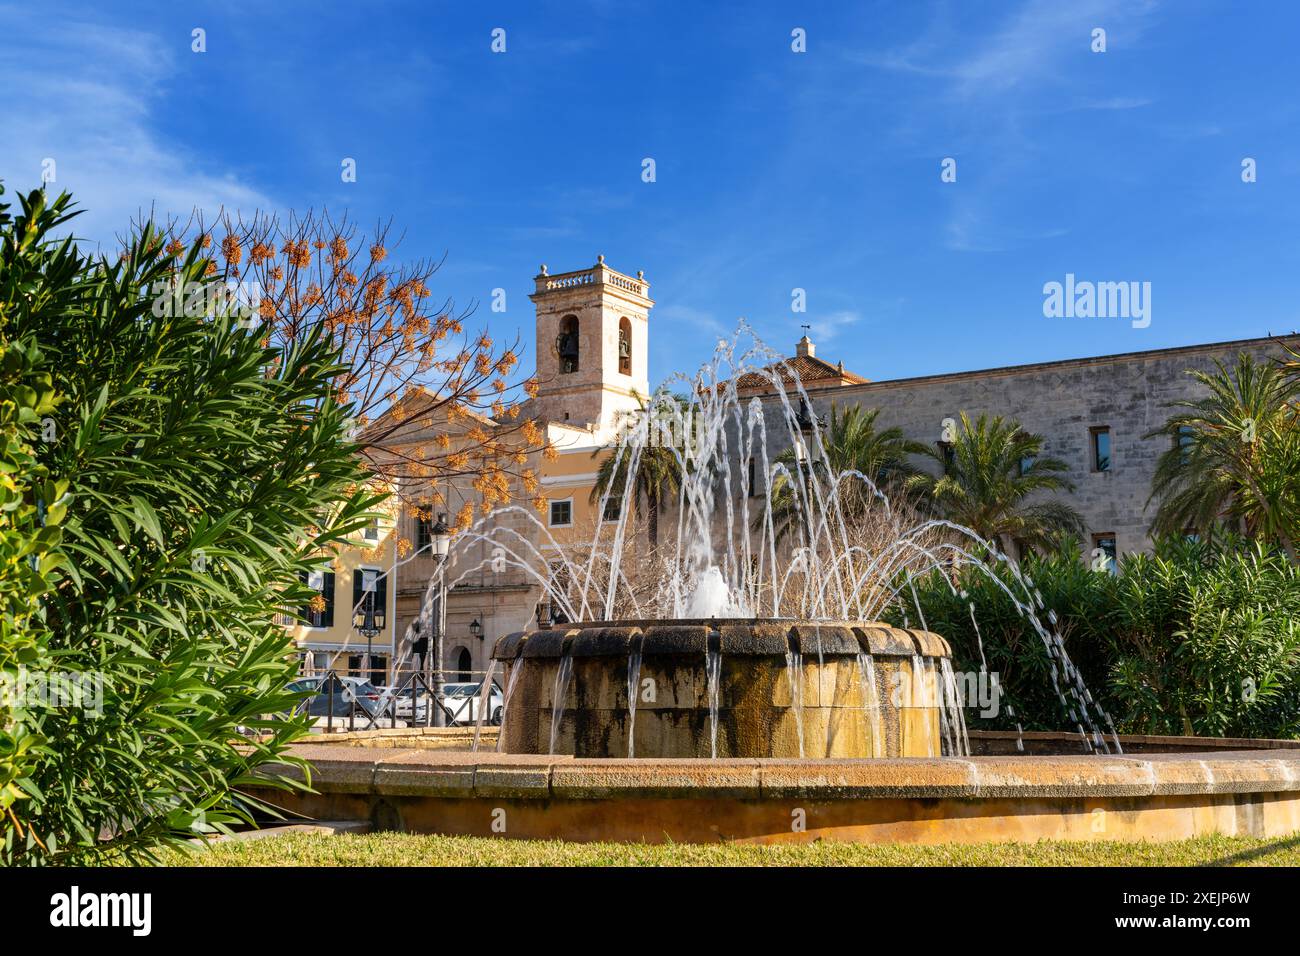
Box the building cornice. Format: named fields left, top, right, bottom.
left=814, top=334, right=1299, bottom=400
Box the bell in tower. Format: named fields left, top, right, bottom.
left=556, top=315, right=581, bottom=373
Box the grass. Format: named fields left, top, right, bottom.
left=153, top=831, right=1300, bottom=867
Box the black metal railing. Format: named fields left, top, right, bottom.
left=296, top=668, right=503, bottom=733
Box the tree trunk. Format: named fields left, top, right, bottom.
left=647, top=489, right=659, bottom=550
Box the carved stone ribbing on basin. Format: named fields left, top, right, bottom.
left=491, top=619, right=953, bottom=759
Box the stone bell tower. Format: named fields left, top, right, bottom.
left=529, top=256, right=652, bottom=436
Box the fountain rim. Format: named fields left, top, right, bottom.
left=491, top=618, right=953, bottom=660
left=517, top=617, right=914, bottom=628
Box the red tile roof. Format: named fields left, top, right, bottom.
left=733, top=354, right=870, bottom=393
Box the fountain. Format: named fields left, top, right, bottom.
left=493, top=620, right=952, bottom=758
left=255, top=326, right=1300, bottom=846
left=477, top=325, right=1100, bottom=760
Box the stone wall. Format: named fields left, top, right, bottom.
left=755, top=335, right=1295, bottom=556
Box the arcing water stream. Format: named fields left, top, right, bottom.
left=403, top=324, right=1121, bottom=758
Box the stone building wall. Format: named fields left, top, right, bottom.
left=756, top=335, right=1296, bottom=557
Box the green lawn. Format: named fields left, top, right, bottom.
left=156, top=831, right=1300, bottom=867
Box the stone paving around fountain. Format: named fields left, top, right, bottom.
left=251, top=735, right=1300, bottom=845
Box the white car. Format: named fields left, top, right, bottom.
left=391, top=685, right=434, bottom=722
left=440, top=681, right=504, bottom=726
left=388, top=680, right=504, bottom=725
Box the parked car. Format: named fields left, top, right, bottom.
left=391, top=685, right=435, bottom=723
left=440, top=680, right=504, bottom=726
left=288, top=676, right=384, bottom=718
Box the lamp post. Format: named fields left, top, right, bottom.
left=411, top=621, right=427, bottom=677
left=791, top=397, right=824, bottom=480
left=354, top=570, right=384, bottom=686
left=430, top=513, right=451, bottom=724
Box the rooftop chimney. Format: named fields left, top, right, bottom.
left=796, top=334, right=815, bottom=358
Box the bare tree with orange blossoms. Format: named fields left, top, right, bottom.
left=153, top=208, right=555, bottom=541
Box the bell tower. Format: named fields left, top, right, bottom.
left=529, top=256, right=652, bottom=436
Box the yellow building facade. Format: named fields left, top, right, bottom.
left=283, top=495, right=400, bottom=684
left=287, top=258, right=653, bottom=685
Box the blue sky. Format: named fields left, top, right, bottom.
left=3, top=0, right=1299, bottom=383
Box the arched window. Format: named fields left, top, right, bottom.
left=618, top=317, right=632, bottom=375
left=455, top=647, right=473, bottom=682
left=556, top=315, right=579, bottom=374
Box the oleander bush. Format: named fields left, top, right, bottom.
left=0, top=183, right=65, bottom=826
left=895, top=537, right=1300, bottom=740
left=0, top=185, right=380, bottom=863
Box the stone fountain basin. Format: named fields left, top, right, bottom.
left=248, top=733, right=1300, bottom=845
left=243, top=616, right=1300, bottom=846
left=492, top=620, right=955, bottom=759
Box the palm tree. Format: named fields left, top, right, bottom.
left=906, top=412, right=1083, bottom=558
left=590, top=394, right=685, bottom=549
left=764, top=404, right=929, bottom=541
left=1146, top=353, right=1299, bottom=563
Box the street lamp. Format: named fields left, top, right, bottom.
left=430, top=512, right=451, bottom=560
left=354, top=569, right=385, bottom=684
left=469, top=617, right=483, bottom=640
left=430, top=513, right=451, bottom=724
left=791, top=397, right=824, bottom=474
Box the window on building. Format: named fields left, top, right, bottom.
left=602, top=496, right=621, bottom=522
left=312, top=651, right=331, bottom=674
left=1091, top=533, right=1117, bottom=575
left=369, top=655, right=387, bottom=687
left=301, top=569, right=335, bottom=628
left=557, top=315, right=580, bottom=374
left=618, top=317, right=632, bottom=375
left=416, top=513, right=433, bottom=552
left=456, top=647, right=473, bottom=683
left=363, top=518, right=379, bottom=541
left=1090, top=427, right=1112, bottom=472
left=347, top=654, right=363, bottom=677
left=747, top=458, right=761, bottom=498
left=1018, top=455, right=1036, bottom=477
left=351, top=567, right=387, bottom=629
left=549, top=499, right=572, bottom=527
left=1176, top=424, right=1195, bottom=464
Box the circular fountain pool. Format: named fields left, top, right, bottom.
left=492, top=619, right=961, bottom=759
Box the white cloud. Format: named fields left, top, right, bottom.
left=1076, top=96, right=1154, bottom=111
left=945, top=197, right=1068, bottom=253
left=805, top=310, right=865, bottom=343
left=860, top=0, right=1160, bottom=100
left=853, top=0, right=1162, bottom=254
left=0, top=14, right=274, bottom=250
left=654, top=303, right=732, bottom=340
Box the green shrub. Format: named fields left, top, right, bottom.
left=896, top=538, right=1300, bottom=740
left=1109, top=539, right=1300, bottom=738
left=888, top=542, right=1117, bottom=734
left=1, top=187, right=380, bottom=863
left=0, top=184, right=65, bottom=823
